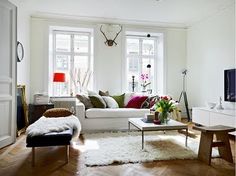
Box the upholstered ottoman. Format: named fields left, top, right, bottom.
left=26, top=128, right=73, bottom=166
left=26, top=108, right=81, bottom=166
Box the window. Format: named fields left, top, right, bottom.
left=51, top=29, right=93, bottom=96
left=125, top=33, right=158, bottom=93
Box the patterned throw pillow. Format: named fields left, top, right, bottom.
left=43, top=108, right=73, bottom=117
left=76, top=94, right=94, bottom=109
left=102, top=96, right=119, bottom=108
left=126, top=96, right=148, bottom=109
left=111, top=93, right=125, bottom=108
left=89, top=95, right=106, bottom=108
left=141, top=95, right=160, bottom=109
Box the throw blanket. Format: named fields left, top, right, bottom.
left=26, top=115, right=81, bottom=138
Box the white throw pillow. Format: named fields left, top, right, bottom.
left=88, top=90, right=98, bottom=96
left=102, top=96, right=119, bottom=108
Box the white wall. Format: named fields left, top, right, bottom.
left=187, top=5, right=235, bottom=109
left=30, top=17, right=186, bottom=104
left=166, top=29, right=186, bottom=100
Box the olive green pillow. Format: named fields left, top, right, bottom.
left=111, top=93, right=125, bottom=108
left=89, top=95, right=106, bottom=108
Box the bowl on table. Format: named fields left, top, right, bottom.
left=206, top=102, right=217, bottom=109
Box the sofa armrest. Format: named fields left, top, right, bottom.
left=76, top=102, right=86, bottom=121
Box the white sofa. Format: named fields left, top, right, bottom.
left=76, top=102, right=150, bottom=132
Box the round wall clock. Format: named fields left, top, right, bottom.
left=17, top=41, right=24, bottom=62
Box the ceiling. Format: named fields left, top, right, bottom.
left=20, top=0, right=234, bottom=27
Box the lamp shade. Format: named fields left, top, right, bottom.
left=53, top=72, right=65, bottom=82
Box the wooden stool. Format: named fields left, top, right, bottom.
left=193, top=125, right=235, bottom=165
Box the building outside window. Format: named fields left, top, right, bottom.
left=51, top=29, right=93, bottom=96
left=126, top=33, right=158, bottom=93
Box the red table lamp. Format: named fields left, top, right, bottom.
left=53, top=72, right=66, bottom=96
left=53, top=72, right=65, bottom=82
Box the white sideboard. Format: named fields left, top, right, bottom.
left=192, top=107, right=236, bottom=127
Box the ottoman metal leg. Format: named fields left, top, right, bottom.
left=32, top=147, right=35, bottom=167
left=65, top=145, right=69, bottom=163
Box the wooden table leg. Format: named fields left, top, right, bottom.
left=198, top=132, right=213, bottom=165
left=185, top=128, right=188, bottom=147
left=215, top=132, right=233, bottom=163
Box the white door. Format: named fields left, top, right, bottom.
left=0, top=0, right=17, bottom=148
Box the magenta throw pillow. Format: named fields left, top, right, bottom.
left=126, top=96, right=148, bottom=109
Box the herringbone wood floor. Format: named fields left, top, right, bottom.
left=0, top=125, right=235, bottom=176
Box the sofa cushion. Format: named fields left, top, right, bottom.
left=124, top=92, right=134, bottom=106
left=99, top=90, right=109, bottom=96
left=111, top=93, right=125, bottom=108
left=102, top=96, right=119, bottom=108
left=86, top=108, right=150, bottom=118
left=76, top=94, right=94, bottom=109
left=89, top=95, right=106, bottom=108
left=141, top=95, right=159, bottom=109
left=126, top=96, right=148, bottom=109
left=88, top=90, right=98, bottom=96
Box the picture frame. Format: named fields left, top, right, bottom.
left=17, top=85, right=28, bottom=136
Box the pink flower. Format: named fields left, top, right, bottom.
left=161, top=96, right=170, bottom=101
left=141, top=74, right=145, bottom=80
left=140, top=73, right=149, bottom=81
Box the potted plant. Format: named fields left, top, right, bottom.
left=154, top=96, right=177, bottom=124
left=140, top=73, right=151, bottom=92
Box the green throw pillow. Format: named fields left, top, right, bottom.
left=89, top=95, right=106, bottom=108
left=111, top=93, right=125, bottom=108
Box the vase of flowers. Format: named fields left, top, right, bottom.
left=155, top=96, right=176, bottom=124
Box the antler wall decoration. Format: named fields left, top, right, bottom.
left=100, top=24, right=122, bottom=46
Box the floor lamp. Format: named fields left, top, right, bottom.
left=53, top=72, right=66, bottom=96
left=178, top=69, right=191, bottom=122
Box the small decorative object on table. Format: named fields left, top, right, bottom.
left=154, top=96, right=177, bottom=124
left=143, top=113, right=155, bottom=123
left=216, top=96, right=224, bottom=110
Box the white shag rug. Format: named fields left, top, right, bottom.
left=82, top=131, right=219, bottom=166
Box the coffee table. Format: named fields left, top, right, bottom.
left=128, top=118, right=188, bottom=149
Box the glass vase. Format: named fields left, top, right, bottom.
left=159, top=112, right=170, bottom=124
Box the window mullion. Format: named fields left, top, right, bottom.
left=70, top=34, right=75, bottom=95
left=52, top=31, right=57, bottom=96
left=139, top=38, right=143, bottom=92
left=154, top=38, right=158, bottom=93
left=88, top=35, right=91, bottom=70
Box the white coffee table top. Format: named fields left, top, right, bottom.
left=128, top=118, right=188, bottom=131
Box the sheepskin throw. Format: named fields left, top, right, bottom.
left=26, top=115, right=81, bottom=138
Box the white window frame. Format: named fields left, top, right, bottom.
left=51, top=29, right=93, bottom=96
left=125, top=34, right=158, bottom=93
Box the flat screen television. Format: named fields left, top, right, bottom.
left=224, top=68, right=236, bottom=102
